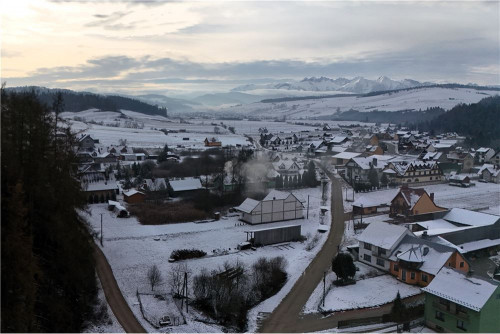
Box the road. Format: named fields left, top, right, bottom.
left=93, top=243, right=146, bottom=333
left=260, top=165, right=346, bottom=332
left=260, top=163, right=421, bottom=332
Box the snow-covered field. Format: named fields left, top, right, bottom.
left=84, top=185, right=331, bottom=332
left=219, top=87, right=499, bottom=119
left=343, top=182, right=500, bottom=215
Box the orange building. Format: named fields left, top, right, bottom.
left=388, top=235, right=469, bottom=287
left=204, top=137, right=222, bottom=147
left=390, top=185, right=447, bottom=218
left=123, top=189, right=146, bottom=204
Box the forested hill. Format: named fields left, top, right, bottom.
left=6, top=86, right=167, bottom=116
left=416, top=95, right=500, bottom=148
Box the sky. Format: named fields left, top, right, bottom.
left=1, top=0, right=499, bottom=97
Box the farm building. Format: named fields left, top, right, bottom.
left=123, top=189, right=146, bottom=204
left=204, top=137, right=222, bottom=147
left=234, top=190, right=304, bottom=224
left=449, top=174, right=472, bottom=187
left=246, top=225, right=302, bottom=246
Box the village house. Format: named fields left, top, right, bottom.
left=481, top=166, right=500, bottom=184
left=446, top=151, right=474, bottom=173
left=388, top=234, right=468, bottom=286
left=272, top=160, right=301, bottom=177
left=475, top=147, right=495, bottom=164
left=331, top=152, right=361, bottom=166
left=234, top=190, right=304, bottom=225
left=449, top=174, right=472, bottom=187
left=422, top=268, right=500, bottom=333
left=204, top=137, right=222, bottom=147
left=345, top=155, right=395, bottom=185
left=489, top=150, right=500, bottom=167
left=123, top=189, right=146, bottom=204
left=357, top=221, right=413, bottom=271
left=78, top=134, right=98, bottom=151
left=142, top=178, right=168, bottom=193
left=358, top=222, right=469, bottom=287
left=383, top=160, right=443, bottom=185
left=389, top=185, right=447, bottom=218
left=81, top=171, right=119, bottom=203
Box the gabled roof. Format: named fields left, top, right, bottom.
left=422, top=267, right=499, bottom=312
left=357, top=221, right=413, bottom=249
left=169, top=178, right=203, bottom=192
left=144, top=178, right=167, bottom=191
left=332, top=152, right=361, bottom=160
left=234, top=198, right=260, bottom=213
left=264, top=190, right=291, bottom=201
left=476, top=147, right=492, bottom=153
left=393, top=187, right=427, bottom=209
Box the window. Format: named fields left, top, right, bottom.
left=456, top=305, right=467, bottom=314
left=457, top=320, right=466, bottom=330
left=376, top=258, right=385, bottom=267
left=363, top=254, right=372, bottom=262
left=460, top=262, right=465, bottom=268
left=430, top=177, right=433, bottom=180
left=435, top=311, right=444, bottom=321
left=393, top=264, right=399, bottom=272
left=422, top=273, right=428, bottom=282
left=364, top=242, right=372, bottom=250
left=410, top=272, right=416, bottom=280
left=378, top=248, right=386, bottom=256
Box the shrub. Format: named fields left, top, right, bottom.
left=170, top=249, right=207, bottom=261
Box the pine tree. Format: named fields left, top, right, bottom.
left=331, top=253, right=356, bottom=282
left=390, top=291, right=407, bottom=323
left=368, top=166, right=379, bottom=188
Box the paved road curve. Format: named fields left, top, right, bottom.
left=260, top=168, right=346, bottom=333
left=93, top=243, right=146, bottom=333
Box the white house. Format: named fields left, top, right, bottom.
left=234, top=190, right=304, bottom=224
left=357, top=221, right=413, bottom=271
left=476, top=147, right=495, bottom=164
left=272, top=160, right=301, bottom=176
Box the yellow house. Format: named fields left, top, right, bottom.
left=390, top=185, right=447, bottom=218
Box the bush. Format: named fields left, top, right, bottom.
left=128, top=201, right=209, bottom=225
left=305, top=233, right=320, bottom=251
left=170, top=249, right=207, bottom=261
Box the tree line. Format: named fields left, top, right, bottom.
left=1, top=88, right=99, bottom=332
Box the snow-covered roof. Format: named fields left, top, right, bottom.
left=443, top=208, right=499, bottom=227
left=476, top=147, right=492, bottom=153
left=144, top=178, right=167, bottom=191
left=390, top=235, right=456, bottom=275
left=248, top=224, right=301, bottom=233
left=422, top=151, right=442, bottom=161
left=357, top=221, right=413, bottom=249
left=329, top=136, right=348, bottom=144
left=124, top=189, right=144, bottom=197
left=456, top=238, right=500, bottom=253
left=332, top=152, right=361, bottom=160
left=449, top=174, right=469, bottom=181
left=353, top=190, right=398, bottom=208
left=264, top=190, right=291, bottom=201
left=82, top=180, right=118, bottom=192
left=350, top=155, right=395, bottom=170
left=422, top=267, right=499, bottom=312
left=169, top=178, right=203, bottom=192
left=234, top=198, right=260, bottom=213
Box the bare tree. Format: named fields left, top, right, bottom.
left=168, top=263, right=187, bottom=297
left=147, top=265, right=163, bottom=291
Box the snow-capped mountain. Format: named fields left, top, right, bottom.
left=232, top=76, right=432, bottom=94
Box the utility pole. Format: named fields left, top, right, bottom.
left=307, top=195, right=310, bottom=219
left=323, top=271, right=326, bottom=307
left=184, top=272, right=188, bottom=313
left=100, top=213, right=104, bottom=247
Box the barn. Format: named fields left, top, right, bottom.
left=234, top=190, right=304, bottom=224
left=123, top=189, right=146, bottom=204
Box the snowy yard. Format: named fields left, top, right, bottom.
left=83, top=185, right=331, bottom=332
left=319, top=272, right=421, bottom=313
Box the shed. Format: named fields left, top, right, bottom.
left=246, top=224, right=301, bottom=246
left=123, top=189, right=146, bottom=204
left=169, top=177, right=204, bottom=195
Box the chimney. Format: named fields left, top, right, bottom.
left=430, top=193, right=434, bottom=201
left=422, top=231, right=428, bottom=239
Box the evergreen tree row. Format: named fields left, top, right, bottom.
left=1, top=88, right=98, bottom=332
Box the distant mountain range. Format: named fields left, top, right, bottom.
left=232, top=76, right=434, bottom=94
